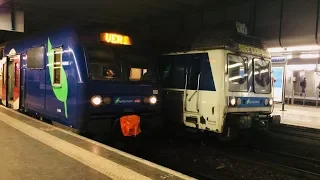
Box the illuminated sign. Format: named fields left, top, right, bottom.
left=271, top=57, right=286, bottom=63
left=100, top=33, right=132, bottom=45
left=237, top=44, right=270, bottom=57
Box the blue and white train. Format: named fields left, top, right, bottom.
left=157, top=22, right=281, bottom=140
left=0, top=26, right=162, bottom=137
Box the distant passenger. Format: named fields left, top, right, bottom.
left=105, top=69, right=115, bottom=79
left=300, top=78, right=307, bottom=96
left=271, top=71, right=276, bottom=87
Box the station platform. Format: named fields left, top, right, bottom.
left=0, top=106, right=193, bottom=180
left=272, top=103, right=320, bottom=129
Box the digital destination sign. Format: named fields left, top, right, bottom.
left=100, top=33, right=132, bottom=45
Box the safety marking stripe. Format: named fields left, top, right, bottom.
left=0, top=112, right=151, bottom=180
left=0, top=106, right=194, bottom=180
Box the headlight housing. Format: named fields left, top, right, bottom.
left=91, top=95, right=102, bottom=107
left=103, top=97, right=112, bottom=104
left=237, top=98, right=241, bottom=105
left=230, top=97, right=236, bottom=106
left=264, top=98, right=273, bottom=106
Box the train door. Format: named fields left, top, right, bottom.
left=0, top=59, right=3, bottom=101
left=185, top=55, right=201, bottom=113
left=159, top=55, right=188, bottom=124
left=20, top=59, right=26, bottom=109
left=7, top=55, right=20, bottom=110
left=2, top=58, right=7, bottom=106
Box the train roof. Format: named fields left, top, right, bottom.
left=2, top=24, right=147, bottom=55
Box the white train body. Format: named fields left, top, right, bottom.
left=158, top=35, right=280, bottom=138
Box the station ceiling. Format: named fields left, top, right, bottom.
left=2, top=0, right=320, bottom=52
left=1, top=0, right=250, bottom=32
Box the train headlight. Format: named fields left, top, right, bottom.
left=230, top=97, right=236, bottom=106
left=91, top=95, right=102, bottom=107
left=264, top=99, right=269, bottom=106
left=149, top=96, right=157, bottom=105
left=269, top=99, right=274, bottom=106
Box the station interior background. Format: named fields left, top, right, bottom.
left=271, top=52, right=320, bottom=106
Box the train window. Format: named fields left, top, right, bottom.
left=158, top=55, right=189, bottom=89
left=53, top=48, right=62, bottom=86
left=158, top=58, right=173, bottom=87
left=86, top=46, right=123, bottom=80
left=253, top=58, right=271, bottom=94
left=188, top=55, right=201, bottom=90
left=124, top=54, right=155, bottom=82
left=198, top=54, right=215, bottom=91
left=228, top=54, right=248, bottom=92
left=27, top=46, right=45, bottom=69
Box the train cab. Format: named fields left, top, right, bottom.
left=157, top=22, right=281, bottom=140
left=1, top=26, right=162, bottom=137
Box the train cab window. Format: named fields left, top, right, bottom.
left=188, top=55, right=201, bottom=90
left=86, top=46, right=122, bottom=80
left=124, top=54, right=155, bottom=81
left=228, top=54, right=248, bottom=92
left=53, top=48, right=62, bottom=86
left=253, top=58, right=271, bottom=94
left=159, top=55, right=187, bottom=89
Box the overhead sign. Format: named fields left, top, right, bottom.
left=237, top=44, right=270, bottom=57
left=271, top=57, right=286, bottom=63
left=236, top=22, right=248, bottom=35
left=100, top=33, right=132, bottom=45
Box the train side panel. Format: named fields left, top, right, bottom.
left=4, top=28, right=87, bottom=131
left=202, top=50, right=226, bottom=133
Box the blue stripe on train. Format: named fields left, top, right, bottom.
left=234, top=97, right=270, bottom=108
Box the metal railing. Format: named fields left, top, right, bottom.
left=284, top=89, right=320, bottom=107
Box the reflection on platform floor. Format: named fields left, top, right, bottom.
left=272, top=103, right=320, bottom=129
left=0, top=106, right=192, bottom=180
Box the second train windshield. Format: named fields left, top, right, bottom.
left=228, top=54, right=248, bottom=92
left=86, top=46, right=156, bottom=82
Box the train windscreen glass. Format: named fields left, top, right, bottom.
left=87, top=46, right=123, bottom=80
left=86, top=46, right=155, bottom=82
left=253, top=58, right=271, bottom=93
left=228, top=54, right=248, bottom=92
left=123, top=54, right=155, bottom=82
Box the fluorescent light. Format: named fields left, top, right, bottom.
left=228, top=63, right=243, bottom=69
left=300, top=54, right=319, bottom=59
left=229, top=76, right=242, bottom=81
left=286, top=64, right=318, bottom=71
left=267, top=47, right=285, bottom=53
left=268, top=45, right=320, bottom=53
